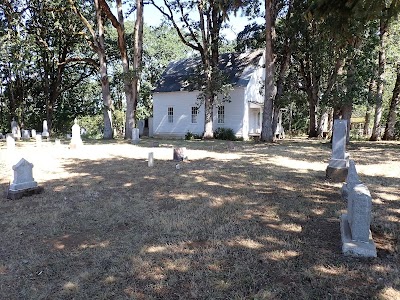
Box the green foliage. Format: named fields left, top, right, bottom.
left=185, top=131, right=202, bottom=140
left=213, top=127, right=237, bottom=141
left=78, top=109, right=125, bottom=139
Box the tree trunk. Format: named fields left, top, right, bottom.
left=364, top=107, right=371, bottom=136
left=383, top=63, right=400, bottom=140
left=95, top=0, right=113, bottom=139
left=317, top=107, right=328, bottom=138
left=126, top=0, right=143, bottom=139
left=370, top=18, right=387, bottom=141
left=261, top=0, right=275, bottom=142
left=308, top=89, right=318, bottom=137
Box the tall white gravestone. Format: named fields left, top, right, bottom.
left=326, top=120, right=349, bottom=182
left=69, top=118, right=83, bottom=149
left=42, top=120, right=49, bottom=138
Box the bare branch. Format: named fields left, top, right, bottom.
left=150, top=0, right=201, bottom=51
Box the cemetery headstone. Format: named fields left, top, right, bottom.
left=341, top=160, right=361, bottom=201
left=0, top=133, right=4, bottom=139
left=42, top=120, right=49, bottom=139
left=173, top=147, right=187, bottom=161
left=55, top=139, right=61, bottom=146
left=151, top=141, right=159, bottom=147
left=69, top=118, right=83, bottom=149
left=22, top=129, right=30, bottom=140
left=131, top=128, right=140, bottom=144
left=7, top=158, right=43, bottom=200
left=340, top=160, right=376, bottom=257
left=148, top=152, right=154, bottom=167
left=31, top=129, right=36, bottom=138
left=326, top=119, right=349, bottom=182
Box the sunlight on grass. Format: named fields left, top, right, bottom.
left=63, top=281, right=78, bottom=291
left=379, top=287, right=400, bottom=300
left=226, top=238, right=264, bottom=249
left=103, top=276, right=117, bottom=284
left=264, top=250, right=300, bottom=261
left=314, top=265, right=344, bottom=276
left=79, top=240, right=110, bottom=249
left=267, top=223, right=303, bottom=233
left=146, top=245, right=167, bottom=253
left=267, top=156, right=326, bottom=172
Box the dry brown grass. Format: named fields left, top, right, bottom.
left=0, top=137, right=399, bottom=299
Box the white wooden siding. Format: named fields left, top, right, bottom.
left=153, top=88, right=247, bottom=138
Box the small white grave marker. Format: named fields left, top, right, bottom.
left=148, top=152, right=154, bottom=167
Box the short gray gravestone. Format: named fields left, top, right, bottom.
left=326, top=120, right=349, bottom=182
left=173, top=147, right=187, bottom=161
left=340, top=160, right=376, bottom=257
left=6, top=135, right=15, bottom=150
left=22, top=129, right=30, bottom=140
left=7, top=158, right=43, bottom=200
left=42, top=120, right=49, bottom=138
left=69, top=118, right=83, bottom=149
left=131, top=128, right=140, bottom=144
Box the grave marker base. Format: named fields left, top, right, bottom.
left=326, top=166, right=348, bottom=182
left=340, top=213, right=377, bottom=257
left=6, top=186, right=44, bottom=200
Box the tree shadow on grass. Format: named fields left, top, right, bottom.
left=0, top=141, right=399, bottom=299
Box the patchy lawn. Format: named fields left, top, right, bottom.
left=0, top=137, right=399, bottom=299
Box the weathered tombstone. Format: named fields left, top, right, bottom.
left=131, top=128, right=140, bottom=144
left=31, top=129, right=36, bottom=138
left=0, top=133, right=4, bottom=139
left=326, top=120, right=349, bottom=182
left=69, top=118, right=83, bottom=149
left=173, top=147, right=187, bottom=161
left=148, top=152, right=154, bottom=167
left=22, top=129, right=30, bottom=140
left=7, top=158, right=43, bottom=200
left=42, top=120, right=49, bottom=139
left=340, top=160, right=376, bottom=257
left=6, top=135, right=15, bottom=150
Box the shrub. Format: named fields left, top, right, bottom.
left=214, top=127, right=237, bottom=141
left=185, top=131, right=202, bottom=140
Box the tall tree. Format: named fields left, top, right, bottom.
left=260, top=0, right=275, bottom=142
left=383, top=63, right=400, bottom=140
left=68, top=0, right=114, bottom=139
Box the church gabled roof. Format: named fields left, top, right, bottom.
left=154, top=49, right=264, bottom=93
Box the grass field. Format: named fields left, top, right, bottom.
left=0, top=137, right=399, bottom=299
